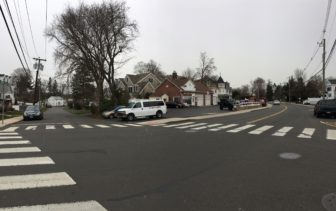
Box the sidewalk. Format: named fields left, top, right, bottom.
left=0, top=116, right=23, bottom=128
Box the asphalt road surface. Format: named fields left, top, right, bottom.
left=0, top=104, right=336, bottom=210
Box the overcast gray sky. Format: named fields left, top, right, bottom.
left=0, top=0, right=335, bottom=87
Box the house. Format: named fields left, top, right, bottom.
left=198, top=76, right=232, bottom=104
left=326, top=79, right=336, bottom=99
left=47, top=96, right=65, bottom=107
left=150, top=73, right=213, bottom=106
left=116, top=73, right=162, bottom=98
left=0, top=75, right=15, bottom=110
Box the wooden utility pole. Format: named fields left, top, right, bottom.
left=322, top=38, right=326, bottom=100
left=33, top=57, right=46, bottom=105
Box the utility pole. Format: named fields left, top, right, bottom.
left=288, top=77, right=291, bottom=103
left=322, top=38, right=326, bottom=100
left=33, top=57, right=46, bottom=105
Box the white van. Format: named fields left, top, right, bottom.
left=116, top=99, right=167, bottom=121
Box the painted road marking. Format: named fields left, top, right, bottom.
left=150, top=123, right=167, bottom=127
left=297, top=128, right=315, bottom=139
left=1, top=127, right=19, bottom=132
left=247, top=105, right=288, bottom=124
left=46, top=125, right=56, bottom=130
left=25, top=126, right=37, bottom=131
left=164, top=122, right=195, bottom=128
left=63, top=124, right=74, bottom=129
left=227, top=124, right=255, bottom=133
left=0, top=157, right=54, bottom=167
left=0, top=140, right=30, bottom=145
left=176, top=123, right=207, bottom=129
left=209, top=124, right=239, bottom=132
left=249, top=125, right=274, bottom=135
left=0, top=136, right=22, bottom=140
left=95, top=124, right=110, bottom=128
left=192, top=124, right=223, bottom=130
left=0, top=172, right=76, bottom=190
left=111, top=124, right=127, bottom=128
left=327, top=129, right=336, bottom=140
left=80, top=124, right=93, bottom=129
left=0, top=147, right=41, bottom=154
left=272, top=126, right=293, bottom=137
left=0, top=200, right=107, bottom=211
left=0, top=132, right=18, bottom=136
left=124, top=124, right=142, bottom=127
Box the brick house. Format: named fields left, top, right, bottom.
left=150, top=76, right=213, bottom=106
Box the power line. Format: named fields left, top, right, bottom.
left=3, top=0, right=30, bottom=70
left=24, top=0, right=38, bottom=57
left=0, top=4, right=28, bottom=73
left=44, top=0, right=48, bottom=58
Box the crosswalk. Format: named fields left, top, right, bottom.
left=0, top=132, right=106, bottom=210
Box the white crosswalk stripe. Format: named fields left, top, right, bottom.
left=0, top=140, right=30, bottom=146
left=25, top=126, right=37, bottom=131
left=0, top=156, right=54, bottom=167
left=0, top=132, right=18, bottom=136
left=192, top=124, right=223, bottom=131
left=176, top=123, right=207, bottom=129
left=111, top=124, right=127, bottom=128
left=95, top=124, right=110, bottom=128
left=297, top=128, right=315, bottom=139
left=150, top=123, right=167, bottom=127
left=0, top=172, right=76, bottom=190
left=0, top=200, right=107, bottom=211
left=227, top=124, right=255, bottom=133
left=63, top=124, right=74, bottom=129
left=1, top=127, right=19, bottom=132
left=327, top=129, right=336, bottom=140
left=164, top=122, right=195, bottom=128
left=80, top=124, right=93, bottom=129
left=209, top=124, right=239, bottom=132
left=249, top=125, right=274, bottom=135
left=272, top=126, right=293, bottom=137
left=0, top=136, right=22, bottom=140
left=124, top=124, right=142, bottom=127
left=46, top=125, right=56, bottom=130
left=0, top=147, right=41, bottom=154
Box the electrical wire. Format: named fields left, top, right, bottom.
left=44, top=0, right=48, bottom=58
left=0, top=4, right=28, bottom=73
left=24, top=0, right=38, bottom=57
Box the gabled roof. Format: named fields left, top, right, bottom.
left=166, top=77, right=189, bottom=88
left=194, top=81, right=212, bottom=94
left=328, top=79, right=336, bottom=85
left=217, top=76, right=225, bottom=84
left=126, top=73, right=150, bottom=84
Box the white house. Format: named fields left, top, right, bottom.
left=326, top=79, right=336, bottom=99
left=47, top=96, right=65, bottom=107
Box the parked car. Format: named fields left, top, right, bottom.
left=116, top=99, right=167, bottom=121
left=314, top=99, right=336, bottom=118
left=23, top=105, right=43, bottom=120
left=273, top=100, right=280, bottom=105
left=102, top=106, right=126, bottom=119
left=219, top=99, right=235, bottom=111
left=165, top=101, right=184, bottom=108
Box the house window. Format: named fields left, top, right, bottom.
left=327, top=87, right=331, bottom=92
left=128, top=87, right=133, bottom=93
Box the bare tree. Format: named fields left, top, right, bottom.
left=251, top=77, right=266, bottom=99
left=196, top=52, right=216, bottom=80
left=134, top=60, right=165, bottom=78
left=181, top=68, right=196, bottom=80
left=46, top=1, right=138, bottom=111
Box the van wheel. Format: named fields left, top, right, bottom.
left=127, top=114, right=135, bottom=121
left=156, top=111, right=163, bottom=118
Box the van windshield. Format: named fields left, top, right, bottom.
left=127, top=102, right=135, bottom=108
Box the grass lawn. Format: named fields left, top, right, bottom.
left=0, top=110, right=23, bottom=120
left=63, top=107, right=91, bottom=115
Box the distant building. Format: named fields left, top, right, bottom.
left=0, top=75, right=15, bottom=110
left=198, top=76, right=232, bottom=103
left=326, top=79, right=336, bottom=99
left=47, top=96, right=65, bottom=107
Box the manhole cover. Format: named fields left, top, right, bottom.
left=279, top=152, right=301, bottom=160
left=322, top=193, right=336, bottom=211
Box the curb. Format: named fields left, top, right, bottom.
left=0, top=116, right=23, bottom=128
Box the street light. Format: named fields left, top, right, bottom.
left=0, top=75, right=10, bottom=125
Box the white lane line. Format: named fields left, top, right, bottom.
left=0, top=157, right=55, bottom=167
left=1, top=127, right=19, bottom=132
left=80, top=124, right=93, bottom=129
left=327, top=129, right=336, bottom=140
left=124, top=124, right=143, bottom=127
left=25, top=126, right=37, bottom=131
left=111, top=124, right=127, bottom=128
left=63, top=124, right=74, bottom=129
left=176, top=123, right=207, bottom=129
left=209, top=124, right=239, bottom=132
left=272, top=126, right=293, bottom=137
left=0, top=136, right=22, bottom=140
left=227, top=124, right=255, bottom=133
left=0, top=200, right=107, bottom=211
left=192, top=124, right=223, bottom=131
left=297, top=128, right=315, bottom=139
left=164, top=122, right=195, bottom=128
left=150, top=124, right=167, bottom=127
left=46, top=125, right=56, bottom=130
left=0, top=147, right=41, bottom=154
left=0, top=132, right=18, bottom=136
left=0, top=172, right=76, bottom=190
left=95, top=124, right=110, bottom=128
left=248, top=125, right=274, bottom=135
left=0, top=140, right=30, bottom=145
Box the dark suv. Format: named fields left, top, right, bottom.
left=314, top=99, right=336, bottom=118
left=219, top=99, right=235, bottom=111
